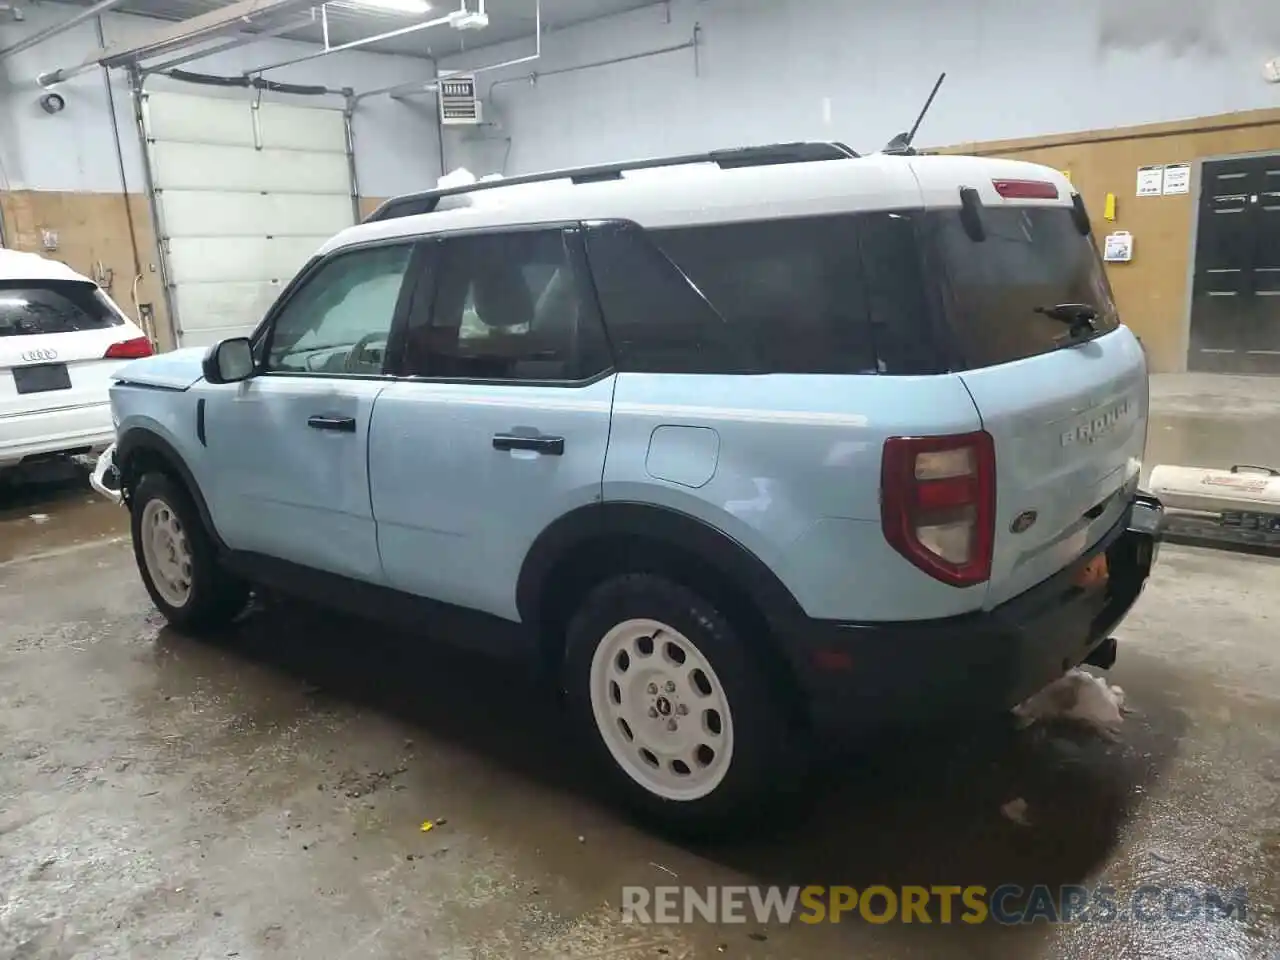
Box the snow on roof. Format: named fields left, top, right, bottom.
left=0, top=249, right=94, bottom=285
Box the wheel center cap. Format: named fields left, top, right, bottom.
left=655, top=696, right=672, bottom=717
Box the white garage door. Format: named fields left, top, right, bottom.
left=141, top=90, right=356, bottom=348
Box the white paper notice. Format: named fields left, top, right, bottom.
left=1137, top=166, right=1164, bottom=197
left=1103, top=231, right=1134, bottom=262
left=1162, top=163, right=1191, bottom=195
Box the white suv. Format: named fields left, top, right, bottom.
left=0, top=250, right=152, bottom=475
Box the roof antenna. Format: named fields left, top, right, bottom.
left=882, top=72, right=946, bottom=155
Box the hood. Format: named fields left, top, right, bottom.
left=111, top=346, right=208, bottom=390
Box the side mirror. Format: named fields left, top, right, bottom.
left=202, top=337, right=256, bottom=384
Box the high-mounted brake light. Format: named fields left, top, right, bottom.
left=992, top=178, right=1059, bottom=200
left=880, top=431, right=996, bottom=587
left=104, top=336, right=154, bottom=360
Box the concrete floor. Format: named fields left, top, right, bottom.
left=2, top=374, right=1278, bottom=960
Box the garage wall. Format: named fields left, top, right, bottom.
left=439, top=0, right=1280, bottom=176
left=0, top=6, right=441, bottom=197
left=949, top=108, right=1280, bottom=375
left=0, top=6, right=441, bottom=347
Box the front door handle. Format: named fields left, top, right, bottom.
left=307, top=414, right=356, bottom=433
left=493, top=434, right=565, bottom=456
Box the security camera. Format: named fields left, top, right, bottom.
left=38, top=92, right=65, bottom=114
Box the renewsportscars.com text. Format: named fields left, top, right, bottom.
left=621, top=884, right=1249, bottom=925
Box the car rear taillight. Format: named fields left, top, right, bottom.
left=104, top=336, right=153, bottom=359
left=880, top=431, right=996, bottom=587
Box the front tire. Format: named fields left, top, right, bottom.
left=564, top=574, right=801, bottom=837
left=130, top=472, right=248, bottom=631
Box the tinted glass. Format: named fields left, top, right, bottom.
left=0, top=281, right=124, bottom=337
left=267, top=243, right=413, bottom=374
left=926, top=206, right=1121, bottom=369
left=584, top=221, right=748, bottom=374
left=652, top=216, right=879, bottom=374
left=857, top=211, right=949, bottom=375
left=402, top=229, right=611, bottom=382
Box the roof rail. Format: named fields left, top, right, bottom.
left=364, top=141, right=859, bottom=223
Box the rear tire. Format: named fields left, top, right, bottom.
left=564, top=573, right=803, bottom=838
left=131, top=472, right=248, bottom=632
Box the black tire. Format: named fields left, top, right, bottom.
left=130, top=472, right=248, bottom=632
left=563, top=573, right=805, bottom=839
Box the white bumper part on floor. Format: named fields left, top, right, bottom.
left=90, top=442, right=124, bottom=505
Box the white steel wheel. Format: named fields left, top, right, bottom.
left=139, top=497, right=194, bottom=609
left=589, top=617, right=735, bottom=802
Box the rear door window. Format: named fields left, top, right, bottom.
left=0, top=281, right=125, bottom=337
left=926, top=205, right=1120, bottom=370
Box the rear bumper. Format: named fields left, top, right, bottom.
left=785, top=493, right=1164, bottom=734
left=0, top=402, right=114, bottom=468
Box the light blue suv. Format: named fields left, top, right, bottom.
left=93, top=142, right=1163, bottom=833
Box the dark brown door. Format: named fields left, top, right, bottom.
left=1189, top=154, right=1280, bottom=373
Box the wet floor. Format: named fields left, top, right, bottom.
left=1, top=374, right=1278, bottom=959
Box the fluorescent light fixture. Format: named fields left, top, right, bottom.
left=347, top=0, right=432, bottom=13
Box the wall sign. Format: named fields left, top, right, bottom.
left=1162, top=163, right=1191, bottom=195
left=1103, top=231, right=1134, bottom=262
left=1136, top=165, right=1164, bottom=197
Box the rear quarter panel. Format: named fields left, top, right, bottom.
left=604, top=372, right=989, bottom=622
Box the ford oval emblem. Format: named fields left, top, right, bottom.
left=1010, top=510, right=1038, bottom=534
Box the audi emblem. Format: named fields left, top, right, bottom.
left=20, top=348, right=57, bottom=362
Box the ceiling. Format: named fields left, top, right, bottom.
left=42, top=0, right=666, bottom=59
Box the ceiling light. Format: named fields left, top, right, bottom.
left=347, top=0, right=432, bottom=15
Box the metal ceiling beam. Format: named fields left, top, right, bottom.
left=36, top=0, right=317, bottom=86
left=137, top=8, right=318, bottom=75
left=0, top=0, right=128, bottom=62
left=243, top=4, right=460, bottom=74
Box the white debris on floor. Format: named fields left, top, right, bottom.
left=1000, top=797, right=1030, bottom=825
left=1013, top=668, right=1127, bottom=736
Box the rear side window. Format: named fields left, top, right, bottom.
left=0, top=280, right=125, bottom=337
left=926, top=206, right=1121, bottom=369
left=586, top=214, right=945, bottom=375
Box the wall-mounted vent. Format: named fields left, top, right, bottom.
left=440, top=75, right=481, bottom=125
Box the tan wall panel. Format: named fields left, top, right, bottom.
left=944, top=109, right=1280, bottom=373
left=0, top=190, right=175, bottom=352
left=359, top=196, right=389, bottom=220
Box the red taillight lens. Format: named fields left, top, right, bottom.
left=880, top=431, right=996, bottom=587
left=992, top=178, right=1059, bottom=200
left=104, top=336, right=153, bottom=359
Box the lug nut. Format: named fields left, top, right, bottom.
left=676, top=704, right=689, bottom=716
left=647, top=683, right=658, bottom=694
left=648, top=707, right=658, bottom=718
left=667, top=719, right=678, bottom=731
left=665, top=681, right=676, bottom=693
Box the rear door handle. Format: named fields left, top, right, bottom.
left=492, top=434, right=565, bottom=456
left=307, top=414, right=356, bottom=433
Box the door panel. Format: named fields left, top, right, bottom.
left=370, top=225, right=616, bottom=622
left=369, top=379, right=614, bottom=619
left=1190, top=155, right=1280, bottom=373
left=202, top=376, right=386, bottom=582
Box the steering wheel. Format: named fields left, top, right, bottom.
left=344, top=332, right=386, bottom=373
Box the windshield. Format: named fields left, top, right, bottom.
left=926, top=205, right=1120, bottom=370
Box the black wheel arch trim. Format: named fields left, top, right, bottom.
left=516, top=501, right=809, bottom=630
left=116, top=427, right=224, bottom=550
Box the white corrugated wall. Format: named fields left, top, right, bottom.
left=142, top=90, right=355, bottom=348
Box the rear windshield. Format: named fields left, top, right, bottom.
left=925, top=206, right=1120, bottom=370
left=0, top=280, right=125, bottom=337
